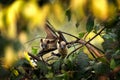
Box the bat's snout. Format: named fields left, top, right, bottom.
left=61, top=45, right=65, bottom=50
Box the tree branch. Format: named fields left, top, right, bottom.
left=37, top=48, right=57, bottom=57
left=57, top=30, right=104, bottom=53
left=66, top=27, right=105, bottom=58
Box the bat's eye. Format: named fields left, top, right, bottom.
left=40, top=39, right=43, bottom=42
left=41, top=44, right=44, bottom=47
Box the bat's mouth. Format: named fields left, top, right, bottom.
left=43, top=48, right=45, bottom=51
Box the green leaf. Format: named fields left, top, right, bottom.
left=76, top=21, right=80, bottom=28
left=93, top=62, right=110, bottom=74
left=97, top=57, right=109, bottom=64
left=110, top=59, right=116, bottom=69
left=37, top=61, right=48, bottom=73
left=86, top=16, right=94, bottom=32
left=45, top=72, right=53, bottom=79
left=52, top=59, right=62, bottom=71
left=93, top=24, right=100, bottom=34
left=111, top=50, right=120, bottom=65
left=53, top=73, right=69, bottom=80
left=78, top=32, right=86, bottom=38
left=74, top=52, right=90, bottom=72
left=62, top=59, right=74, bottom=70
left=66, top=9, right=71, bottom=21
left=32, top=47, right=38, bottom=55
left=14, top=58, right=30, bottom=67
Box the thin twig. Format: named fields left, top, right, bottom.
left=83, top=32, right=89, bottom=40
left=37, top=48, right=57, bottom=57
left=85, top=27, right=105, bottom=45
left=78, top=39, right=103, bottom=57
left=66, top=45, right=83, bottom=58
left=86, top=46, right=97, bottom=60
left=56, top=31, right=79, bottom=40
left=24, top=36, right=45, bottom=50
left=28, top=52, right=50, bottom=66
left=28, top=52, right=41, bottom=61
left=24, top=36, right=45, bottom=44
left=66, top=27, right=105, bottom=58
left=57, top=30, right=104, bottom=53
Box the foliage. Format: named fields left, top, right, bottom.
left=0, top=0, right=120, bottom=80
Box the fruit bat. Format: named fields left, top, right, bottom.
left=57, top=31, right=68, bottom=58
left=40, top=22, right=58, bottom=51
left=40, top=21, right=68, bottom=58
left=58, top=41, right=68, bottom=58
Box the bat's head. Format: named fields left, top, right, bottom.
left=40, top=39, right=50, bottom=50
left=59, top=41, right=67, bottom=50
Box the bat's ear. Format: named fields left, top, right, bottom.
left=40, top=39, right=43, bottom=42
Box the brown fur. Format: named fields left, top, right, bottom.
left=58, top=41, right=68, bottom=58
left=40, top=39, right=57, bottom=50
left=40, top=23, right=58, bottom=51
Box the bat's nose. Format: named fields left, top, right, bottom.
left=41, top=44, right=47, bottom=50
left=61, top=45, right=65, bottom=49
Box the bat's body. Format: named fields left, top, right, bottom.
left=57, top=31, right=68, bottom=58
left=40, top=39, right=57, bottom=51
left=40, top=21, right=68, bottom=58
left=58, top=41, right=68, bottom=58
left=40, top=22, right=58, bottom=51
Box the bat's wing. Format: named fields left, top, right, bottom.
left=57, top=31, right=67, bottom=43
left=44, top=22, right=58, bottom=39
